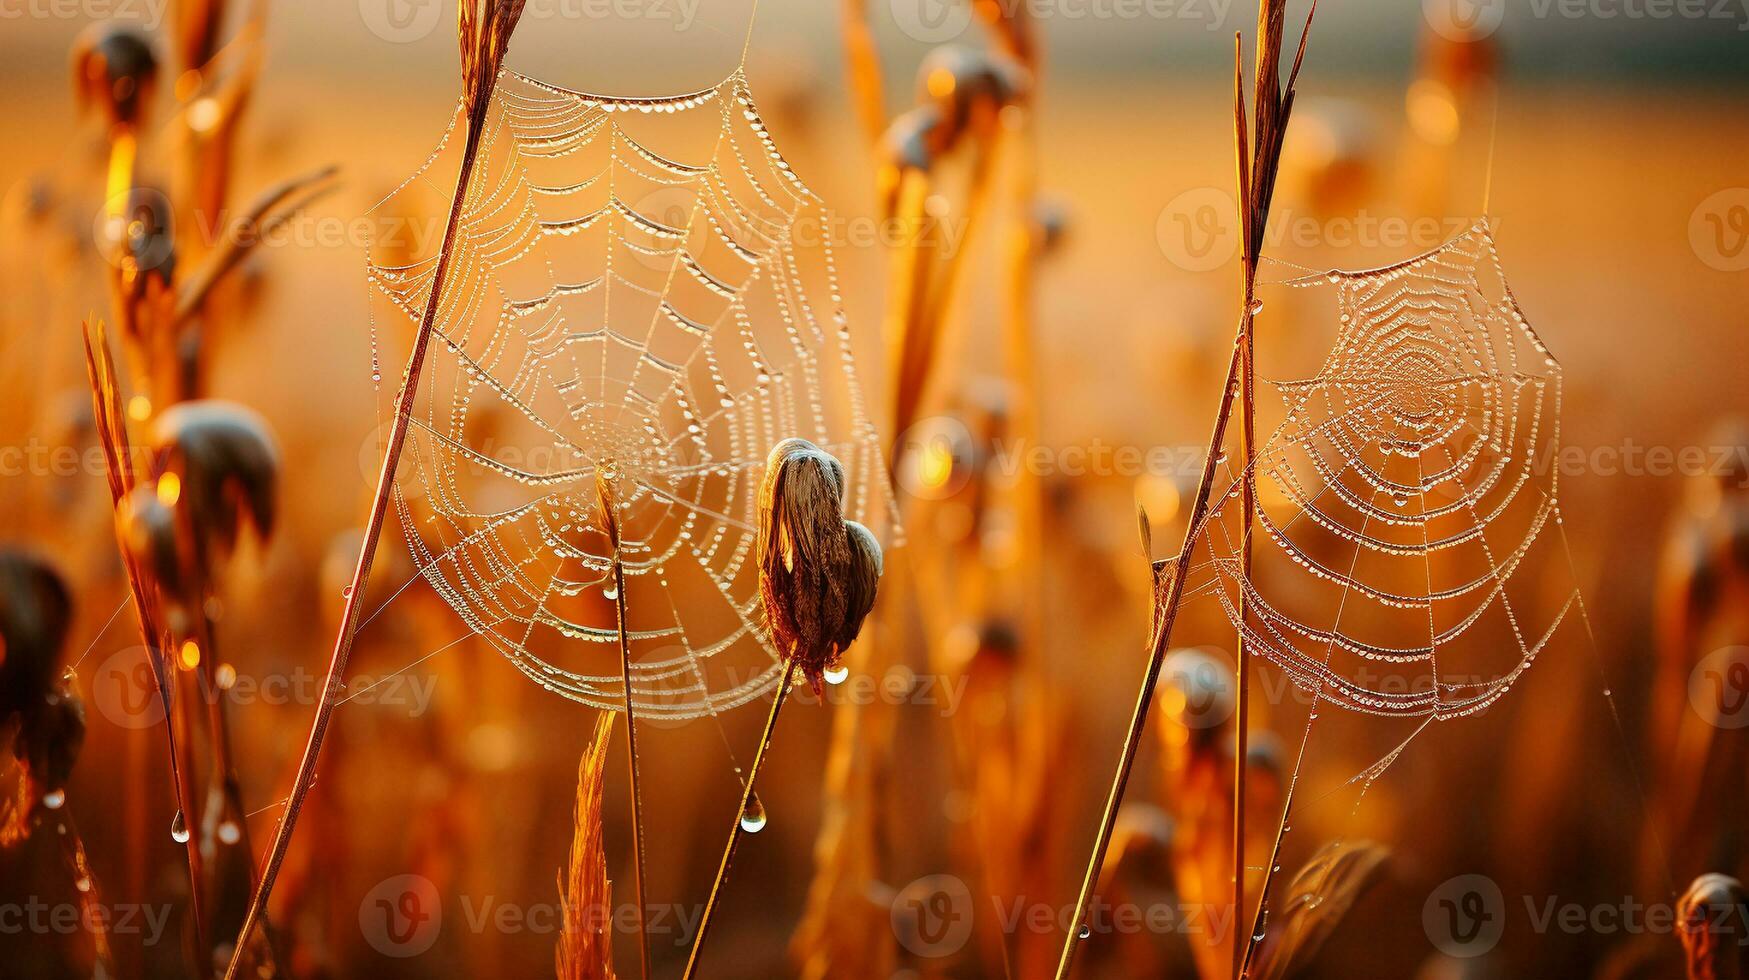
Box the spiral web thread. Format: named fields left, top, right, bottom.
left=1169, top=220, right=1572, bottom=724
left=365, top=69, right=897, bottom=720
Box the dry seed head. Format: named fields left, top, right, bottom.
left=151, top=401, right=279, bottom=575
left=1678, top=873, right=1748, bottom=979
left=0, top=551, right=73, bottom=719
left=71, top=25, right=158, bottom=130
left=757, top=439, right=882, bottom=691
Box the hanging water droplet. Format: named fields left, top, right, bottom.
left=75, top=875, right=91, bottom=893
left=603, top=584, right=620, bottom=601
left=823, top=664, right=849, bottom=685
left=42, top=788, right=65, bottom=810
left=170, top=810, right=191, bottom=844
left=1248, top=299, right=1265, bottom=315
left=341, top=585, right=353, bottom=599
left=1078, top=924, right=1091, bottom=939
left=218, top=820, right=242, bottom=845
left=739, top=794, right=768, bottom=833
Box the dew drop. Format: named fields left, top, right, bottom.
left=75, top=876, right=91, bottom=893
left=603, top=584, right=620, bottom=601
left=42, top=788, right=65, bottom=810
left=1248, top=299, right=1265, bottom=315
left=1078, top=924, right=1091, bottom=939
left=171, top=810, right=191, bottom=844
left=341, top=585, right=353, bottom=599
left=218, top=820, right=242, bottom=845
left=739, top=794, right=768, bottom=833
left=823, top=664, right=849, bottom=685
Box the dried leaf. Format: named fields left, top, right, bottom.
left=1253, top=839, right=1388, bottom=980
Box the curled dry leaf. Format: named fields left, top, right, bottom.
left=1252, top=839, right=1389, bottom=980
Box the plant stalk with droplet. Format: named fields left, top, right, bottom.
left=221, top=5, right=528, bottom=976
left=685, top=439, right=883, bottom=978
left=682, top=658, right=796, bottom=980
left=1054, top=4, right=1314, bottom=978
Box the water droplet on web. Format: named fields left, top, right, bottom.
left=171, top=810, right=190, bottom=844
left=1248, top=299, right=1264, bottom=315
left=739, top=793, right=768, bottom=833
left=42, top=788, right=65, bottom=810
left=603, top=584, right=620, bottom=601
left=1077, top=924, right=1091, bottom=939
left=341, top=585, right=353, bottom=599
left=823, top=664, right=849, bottom=685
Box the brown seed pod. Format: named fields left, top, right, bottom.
left=913, top=45, right=1030, bottom=144
left=1677, top=873, right=1749, bottom=980
left=150, top=401, right=279, bottom=576
left=71, top=25, right=158, bottom=130
left=756, top=439, right=884, bottom=692
left=0, top=551, right=73, bottom=719
left=837, top=520, right=883, bottom=657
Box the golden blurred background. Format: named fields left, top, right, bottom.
left=2, top=0, right=1748, bottom=977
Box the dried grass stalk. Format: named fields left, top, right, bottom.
left=557, top=711, right=620, bottom=980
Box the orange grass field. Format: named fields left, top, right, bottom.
left=1, top=1, right=1748, bottom=977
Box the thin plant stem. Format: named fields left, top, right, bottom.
left=683, top=658, right=797, bottom=979
left=1055, top=334, right=1249, bottom=979
left=601, top=475, right=653, bottom=980
left=220, top=86, right=498, bottom=980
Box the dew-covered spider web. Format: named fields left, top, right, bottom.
left=1168, top=220, right=1573, bottom=727
left=364, top=68, right=897, bottom=721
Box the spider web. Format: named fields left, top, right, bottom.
left=1170, top=220, right=1571, bottom=722
left=365, top=68, right=897, bottom=721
